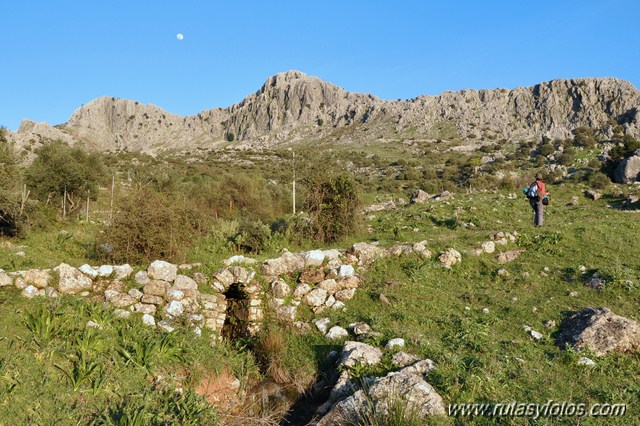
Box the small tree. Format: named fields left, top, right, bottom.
left=26, top=141, right=106, bottom=213
left=301, top=173, right=361, bottom=243
left=0, top=133, right=21, bottom=235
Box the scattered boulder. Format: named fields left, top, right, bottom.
left=317, top=359, right=444, bottom=425
left=0, top=271, right=12, bottom=287
left=584, top=189, right=601, bottom=201
left=433, top=190, right=453, bottom=201
left=148, top=260, right=177, bottom=282
left=339, top=341, right=383, bottom=368
left=364, top=200, right=397, bottom=212
left=314, top=318, right=331, bottom=334
left=55, top=263, right=93, bottom=294
left=326, top=326, right=349, bottom=341
left=556, top=307, right=640, bottom=355
left=391, top=351, right=419, bottom=367
left=613, top=149, right=640, bottom=184
left=385, top=338, right=405, bottom=349
left=496, top=249, right=524, bottom=264
left=567, top=196, right=580, bottom=206
left=578, top=357, right=597, bottom=366
left=350, top=322, right=372, bottom=337
left=481, top=241, right=495, bottom=254
left=409, top=189, right=430, bottom=204
left=438, top=248, right=461, bottom=268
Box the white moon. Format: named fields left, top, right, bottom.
left=176, top=33, right=184, bottom=40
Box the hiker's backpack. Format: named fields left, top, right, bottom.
left=526, top=182, right=539, bottom=199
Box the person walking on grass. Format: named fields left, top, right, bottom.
left=525, top=173, right=549, bottom=226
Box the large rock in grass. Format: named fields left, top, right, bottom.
left=557, top=307, right=640, bottom=356
left=0, top=271, right=13, bottom=287
left=438, top=248, right=461, bottom=268
left=317, top=359, right=444, bottom=425
left=55, top=263, right=93, bottom=294
left=338, top=341, right=383, bottom=368
left=613, top=149, right=640, bottom=184
left=409, top=189, right=430, bottom=204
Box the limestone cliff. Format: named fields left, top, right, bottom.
left=6, top=71, right=640, bottom=154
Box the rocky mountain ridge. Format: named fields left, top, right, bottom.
left=6, top=70, right=640, bottom=154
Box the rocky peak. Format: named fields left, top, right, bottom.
left=6, top=73, right=640, bottom=155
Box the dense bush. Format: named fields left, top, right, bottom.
left=300, top=173, right=361, bottom=243
left=26, top=141, right=106, bottom=211
left=100, top=189, right=208, bottom=264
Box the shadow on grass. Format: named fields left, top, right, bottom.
left=279, top=344, right=341, bottom=426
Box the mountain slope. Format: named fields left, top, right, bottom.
left=7, top=71, right=640, bottom=154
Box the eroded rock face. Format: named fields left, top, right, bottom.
left=614, top=149, right=640, bottom=184
left=557, top=307, right=640, bottom=355
left=317, top=359, right=444, bottom=425
left=8, top=73, right=640, bottom=154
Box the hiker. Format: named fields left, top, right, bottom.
left=526, top=173, right=549, bottom=226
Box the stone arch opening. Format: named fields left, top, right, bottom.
left=221, top=283, right=251, bottom=341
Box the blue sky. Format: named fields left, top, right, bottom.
left=2, top=0, right=639, bottom=130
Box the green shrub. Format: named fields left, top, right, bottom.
left=100, top=189, right=208, bottom=264
left=226, top=132, right=235, bottom=142
left=301, top=173, right=361, bottom=243
left=233, top=218, right=271, bottom=254
left=25, top=141, right=106, bottom=212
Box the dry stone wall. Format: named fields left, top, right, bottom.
left=0, top=241, right=431, bottom=339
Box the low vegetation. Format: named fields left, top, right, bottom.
left=0, top=125, right=639, bottom=424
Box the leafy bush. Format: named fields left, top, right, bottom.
left=100, top=189, right=208, bottom=264
left=25, top=141, right=106, bottom=212
left=233, top=218, right=271, bottom=254
left=300, top=173, right=361, bottom=243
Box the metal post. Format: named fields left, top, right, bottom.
left=86, top=189, right=90, bottom=222
left=292, top=149, right=296, bottom=215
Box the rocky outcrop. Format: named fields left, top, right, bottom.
left=7, top=72, right=640, bottom=154
left=316, top=357, right=444, bottom=425
left=557, top=307, right=640, bottom=355
left=613, top=149, right=640, bottom=183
